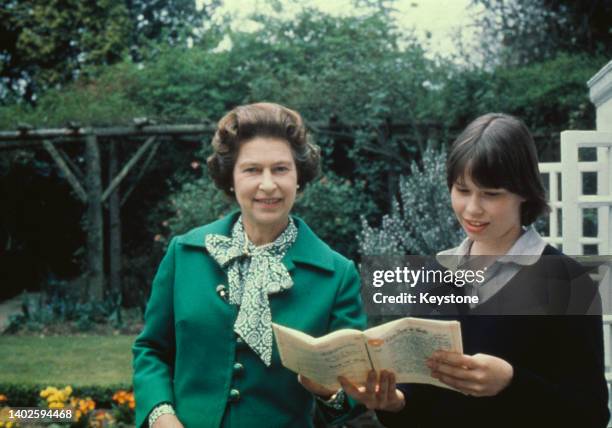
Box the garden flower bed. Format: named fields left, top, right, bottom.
left=0, top=386, right=135, bottom=427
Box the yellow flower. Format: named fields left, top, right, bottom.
left=48, top=401, right=64, bottom=409
left=0, top=407, right=17, bottom=428
left=40, top=386, right=58, bottom=398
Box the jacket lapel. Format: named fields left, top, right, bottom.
left=177, top=211, right=335, bottom=274
left=282, top=217, right=334, bottom=273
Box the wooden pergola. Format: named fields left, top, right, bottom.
left=0, top=119, right=439, bottom=301
left=0, top=123, right=216, bottom=300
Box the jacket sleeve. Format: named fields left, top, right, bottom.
left=328, top=260, right=368, bottom=332
left=507, top=257, right=609, bottom=427
left=317, top=259, right=368, bottom=425
left=499, top=314, right=609, bottom=427
left=133, top=238, right=178, bottom=428
left=376, top=383, right=435, bottom=428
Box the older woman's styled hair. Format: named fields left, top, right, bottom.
left=446, top=113, right=549, bottom=225
left=207, top=102, right=320, bottom=196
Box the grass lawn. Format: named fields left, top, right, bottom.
left=0, top=335, right=136, bottom=386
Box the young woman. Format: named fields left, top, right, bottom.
left=339, top=113, right=609, bottom=428
left=133, top=103, right=366, bottom=428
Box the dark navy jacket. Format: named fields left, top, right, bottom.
left=377, top=245, right=610, bottom=428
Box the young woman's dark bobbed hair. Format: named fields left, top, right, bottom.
left=446, top=113, right=550, bottom=226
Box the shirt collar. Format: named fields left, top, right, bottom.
left=497, top=226, right=547, bottom=265
left=437, top=226, right=547, bottom=269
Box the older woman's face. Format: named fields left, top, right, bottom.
left=233, top=137, right=298, bottom=233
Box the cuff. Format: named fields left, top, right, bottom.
left=148, top=403, right=175, bottom=427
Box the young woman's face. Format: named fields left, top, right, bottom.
left=451, top=173, right=525, bottom=253
left=232, top=137, right=298, bottom=233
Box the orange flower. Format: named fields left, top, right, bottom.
left=0, top=394, right=6, bottom=402
left=113, top=390, right=135, bottom=408
left=89, top=410, right=115, bottom=428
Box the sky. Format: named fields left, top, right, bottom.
left=209, top=0, right=482, bottom=58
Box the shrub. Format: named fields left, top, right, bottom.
left=159, top=170, right=378, bottom=261
left=4, top=288, right=123, bottom=335
left=359, top=147, right=463, bottom=256
left=163, top=173, right=235, bottom=240
left=293, top=173, right=379, bottom=260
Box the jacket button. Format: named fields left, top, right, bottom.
left=236, top=336, right=244, bottom=345
left=228, top=389, right=241, bottom=403
left=233, top=362, right=244, bottom=375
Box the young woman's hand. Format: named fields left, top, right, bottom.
left=298, top=374, right=338, bottom=399
left=152, top=414, right=184, bottom=428
left=338, top=369, right=405, bottom=412
left=427, top=351, right=513, bottom=397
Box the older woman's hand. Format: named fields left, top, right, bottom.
left=338, top=370, right=405, bottom=412
left=427, top=351, right=513, bottom=397
left=152, top=414, right=184, bottom=428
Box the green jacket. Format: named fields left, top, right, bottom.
left=133, top=212, right=367, bottom=428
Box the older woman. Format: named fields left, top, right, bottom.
left=133, top=103, right=366, bottom=428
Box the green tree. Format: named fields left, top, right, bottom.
left=226, top=7, right=444, bottom=208
left=435, top=53, right=605, bottom=159
left=0, top=0, right=132, bottom=102
left=0, top=0, right=221, bottom=103
left=127, top=0, right=220, bottom=50
left=0, top=43, right=247, bottom=128
left=471, top=0, right=612, bottom=66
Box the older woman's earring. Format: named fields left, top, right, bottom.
left=230, top=187, right=234, bottom=192
left=296, top=184, right=300, bottom=190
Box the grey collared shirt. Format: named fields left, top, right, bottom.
left=437, top=227, right=548, bottom=306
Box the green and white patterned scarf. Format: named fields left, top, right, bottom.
left=205, top=216, right=297, bottom=366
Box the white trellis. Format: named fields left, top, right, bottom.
left=539, top=59, right=612, bottom=423
left=540, top=131, right=612, bottom=254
